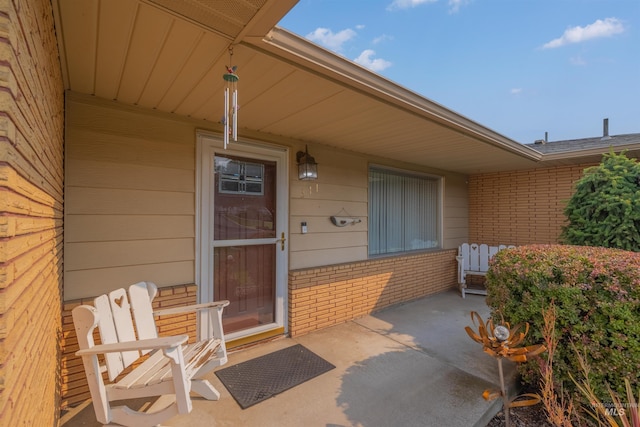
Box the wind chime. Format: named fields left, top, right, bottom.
left=222, top=46, right=238, bottom=149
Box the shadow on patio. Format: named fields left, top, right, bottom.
left=61, top=290, right=516, bottom=427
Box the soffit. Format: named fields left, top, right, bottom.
left=52, top=0, right=544, bottom=174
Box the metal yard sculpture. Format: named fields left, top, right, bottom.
left=465, top=311, right=546, bottom=427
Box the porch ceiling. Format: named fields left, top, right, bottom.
left=52, top=0, right=543, bottom=174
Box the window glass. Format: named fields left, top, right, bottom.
left=368, top=167, right=440, bottom=255
left=214, top=154, right=276, bottom=240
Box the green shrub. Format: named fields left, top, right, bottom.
left=561, top=151, right=640, bottom=251
left=485, top=244, right=640, bottom=402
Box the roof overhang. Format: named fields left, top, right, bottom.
left=535, top=143, right=640, bottom=167
left=53, top=0, right=630, bottom=175
left=246, top=27, right=543, bottom=173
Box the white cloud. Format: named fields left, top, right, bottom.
left=542, top=17, right=625, bottom=49
left=373, top=34, right=393, bottom=44
left=448, top=0, right=471, bottom=13
left=354, top=49, right=392, bottom=72
left=570, top=55, right=587, bottom=66
left=356, top=24, right=365, bottom=30
left=387, top=0, right=437, bottom=11
left=510, top=88, right=522, bottom=95
left=306, top=27, right=357, bottom=51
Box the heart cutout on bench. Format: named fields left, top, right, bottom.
left=113, top=296, right=124, bottom=307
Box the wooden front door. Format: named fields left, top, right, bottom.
left=197, top=134, right=288, bottom=340
left=213, top=154, right=278, bottom=333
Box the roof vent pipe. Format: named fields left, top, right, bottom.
left=602, top=118, right=611, bottom=141
left=534, top=131, right=548, bottom=145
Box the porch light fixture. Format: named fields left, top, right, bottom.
left=296, top=145, right=318, bottom=180
left=222, top=46, right=238, bottom=149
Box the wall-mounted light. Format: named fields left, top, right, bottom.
left=296, top=145, right=318, bottom=180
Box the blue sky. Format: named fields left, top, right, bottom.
left=278, top=0, right=639, bottom=144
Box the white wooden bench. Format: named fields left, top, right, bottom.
left=456, top=243, right=514, bottom=298
left=72, top=281, right=229, bottom=427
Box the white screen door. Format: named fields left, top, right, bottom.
left=197, top=133, right=288, bottom=340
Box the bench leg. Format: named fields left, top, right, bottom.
left=110, top=400, right=179, bottom=427
left=145, top=394, right=177, bottom=416
left=191, top=379, right=221, bottom=401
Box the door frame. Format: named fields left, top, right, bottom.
left=196, top=131, right=289, bottom=341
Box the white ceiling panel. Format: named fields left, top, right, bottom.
left=94, top=0, right=138, bottom=99
left=117, top=3, right=174, bottom=104
left=53, top=0, right=550, bottom=174
left=136, top=20, right=206, bottom=108
left=154, top=32, right=228, bottom=113
left=245, top=73, right=343, bottom=132
left=57, top=0, right=98, bottom=93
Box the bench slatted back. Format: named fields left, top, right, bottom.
left=460, top=243, right=471, bottom=272
left=129, top=281, right=160, bottom=356
left=477, top=244, right=490, bottom=272
left=489, top=246, right=500, bottom=260
left=94, top=289, right=141, bottom=381
left=467, top=244, right=484, bottom=272
left=459, top=243, right=516, bottom=277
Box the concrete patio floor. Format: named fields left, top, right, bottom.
left=61, top=289, right=518, bottom=427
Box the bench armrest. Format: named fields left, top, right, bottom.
left=76, top=335, right=189, bottom=356
left=153, top=300, right=230, bottom=317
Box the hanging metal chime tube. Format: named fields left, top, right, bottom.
left=223, top=47, right=238, bottom=149
left=232, top=87, right=238, bottom=141
left=223, top=86, right=230, bottom=148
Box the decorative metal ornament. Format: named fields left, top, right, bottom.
left=493, top=325, right=510, bottom=342
left=465, top=311, right=546, bottom=427
left=222, top=47, right=238, bottom=149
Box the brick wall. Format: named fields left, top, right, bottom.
left=289, top=250, right=457, bottom=336
left=60, top=284, right=198, bottom=408
left=0, top=1, right=64, bottom=426
left=468, top=164, right=595, bottom=245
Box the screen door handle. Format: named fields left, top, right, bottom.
left=278, top=232, right=286, bottom=251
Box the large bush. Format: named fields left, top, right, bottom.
left=561, top=151, right=640, bottom=251
left=485, top=244, right=640, bottom=401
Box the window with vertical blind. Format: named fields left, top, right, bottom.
left=368, top=166, right=441, bottom=256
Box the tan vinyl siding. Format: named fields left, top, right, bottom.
left=0, top=1, right=65, bottom=426
left=66, top=94, right=470, bottom=281
left=64, top=94, right=199, bottom=300
left=289, top=148, right=469, bottom=269
left=289, top=145, right=368, bottom=269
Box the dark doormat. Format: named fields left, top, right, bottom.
left=215, top=344, right=335, bottom=409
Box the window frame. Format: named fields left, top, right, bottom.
left=367, top=164, right=444, bottom=257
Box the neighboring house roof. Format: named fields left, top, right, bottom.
left=525, top=128, right=640, bottom=167
left=51, top=0, right=637, bottom=174
left=528, top=133, right=640, bottom=155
